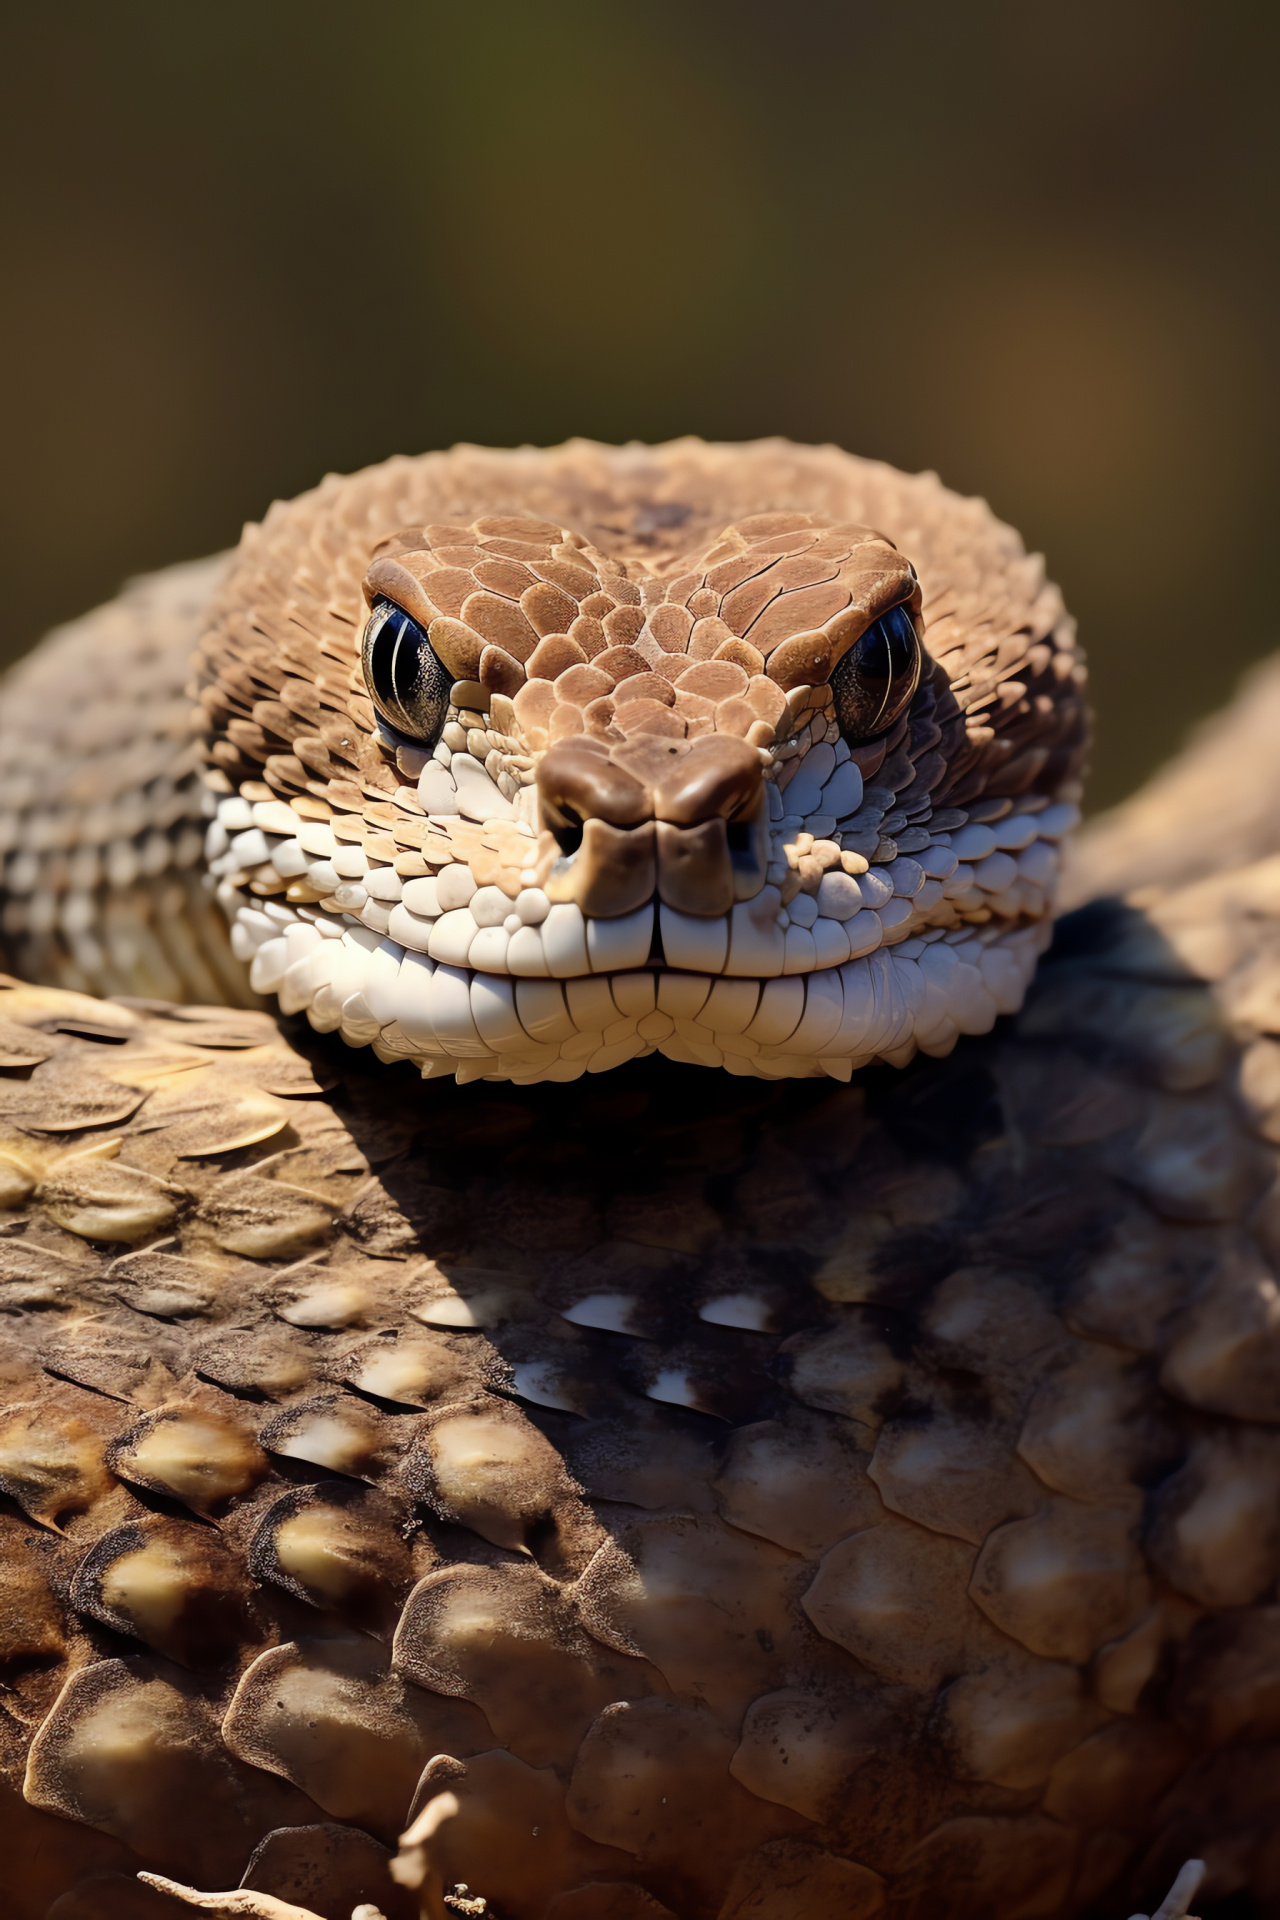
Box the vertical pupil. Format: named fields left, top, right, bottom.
left=388, top=612, right=411, bottom=710
left=885, top=603, right=915, bottom=675
left=370, top=607, right=405, bottom=711
left=858, top=621, right=892, bottom=699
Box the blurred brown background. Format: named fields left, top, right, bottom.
left=1, top=0, right=1275, bottom=810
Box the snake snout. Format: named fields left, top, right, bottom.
left=537, top=733, right=769, bottom=920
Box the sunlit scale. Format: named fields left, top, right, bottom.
left=206, top=511, right=1082, bottom=1084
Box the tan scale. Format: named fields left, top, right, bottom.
left=0, top=440, right=1266, bottom=1918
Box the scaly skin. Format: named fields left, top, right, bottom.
left=1, top=440, right=1087, bottom=1081
left=0, top=444, right=1273, bottom=1920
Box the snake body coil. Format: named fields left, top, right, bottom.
left=0, top=444, right=1273, bottom=1920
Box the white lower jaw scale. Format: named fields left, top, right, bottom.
left=236, top=901, right=1047, bottom=1086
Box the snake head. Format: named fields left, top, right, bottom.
left=195, top=447, right=1087, bottom=1083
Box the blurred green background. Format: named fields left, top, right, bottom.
left=1, top=0, right=1275, bottom=809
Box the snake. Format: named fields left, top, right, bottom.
left=0, top=441, right=1273, bottom=1920
left=0, top=438, right=1087, bottom=1081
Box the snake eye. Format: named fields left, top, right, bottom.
left=829, top=602, right=922, bottom=744
left=361, top=596, right=453, bottom=745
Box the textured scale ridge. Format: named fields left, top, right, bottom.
left=0, top=440, right=1271, bottom=1919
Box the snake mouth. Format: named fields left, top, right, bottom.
left=223, top=796, right=1074, bottom=1084
left=218, top=781, right=1078, bottom=1084
left=232, top=907, right=1050, bottom=1085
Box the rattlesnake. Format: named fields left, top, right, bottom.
left=0, top=439, right=1087, bottom=1079
left=0, top=441, right=1274, bottom=1920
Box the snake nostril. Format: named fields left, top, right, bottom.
left=537, top=738, right=651, bottom=835
left=550, top=809, right=584, bottom=857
